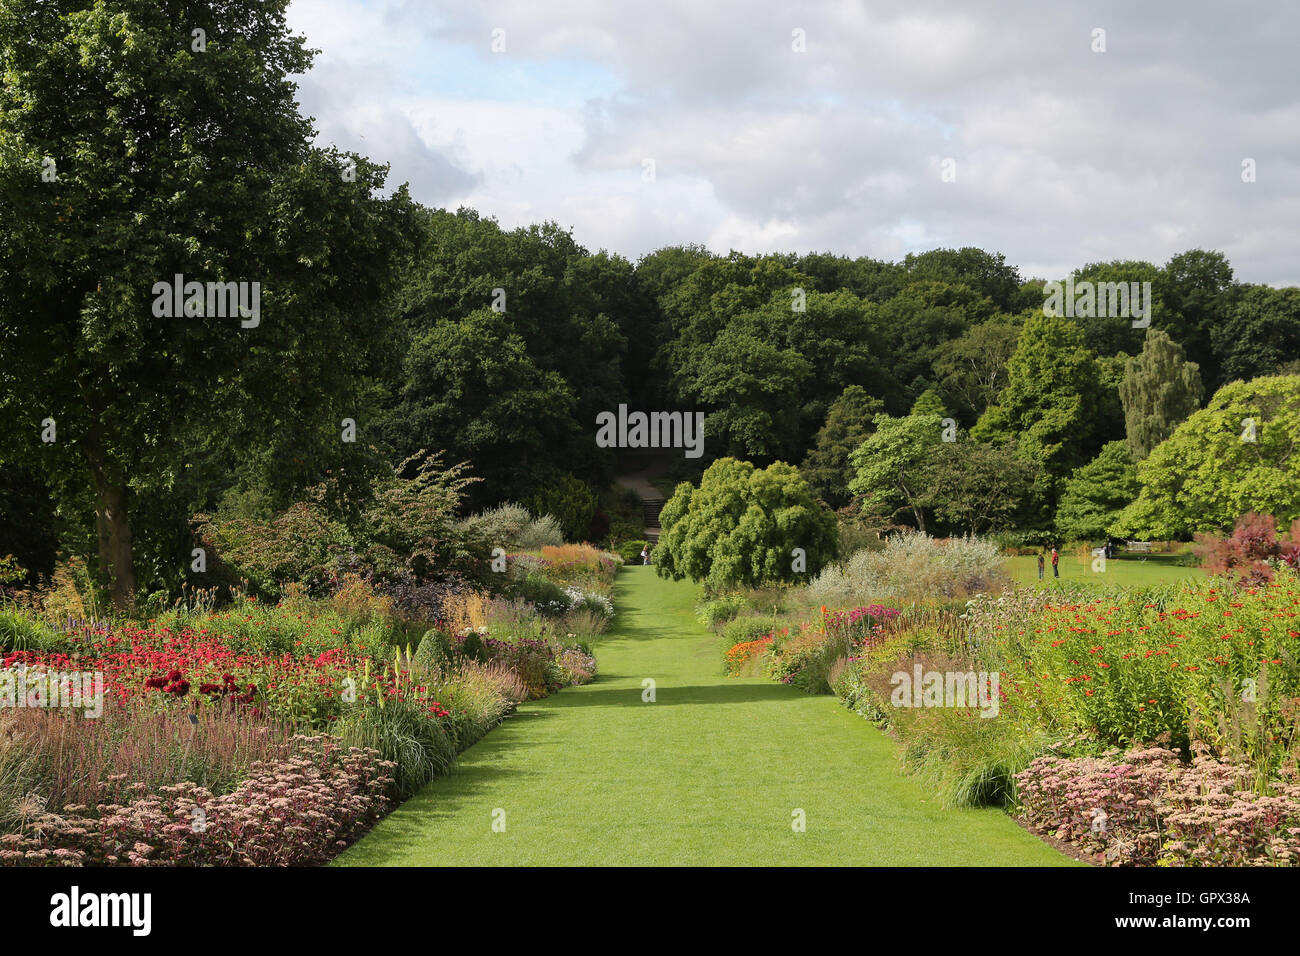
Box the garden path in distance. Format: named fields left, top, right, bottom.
left=335, top=567, right=1074, bottom=866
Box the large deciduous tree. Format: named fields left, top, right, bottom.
left=1118, top=328, right=1204, bottom=459
left=1159, top=249, right=1235, bottom=389
left=0, top=0, right=416, bottom=608
left=971, top=313, right=1108, bottom=486
left=1114, top=375, right=1300, bottom=538
left=1066, top=259, right=1163, bottom=358
left=799, top=385, right=884, bottom=508
left=932, top=315, right=1023, bottom=426
left=382, top=209, right=629, bottom=507
left=847, top=412, right=945, bottom=533
left=1054, top=441, right=1139, bottom=542
left=1212, top=285, right=1300, bottom=385
left=665, top=269, right=890, bottom=461
left=921, top=438, right=1039, bottom=536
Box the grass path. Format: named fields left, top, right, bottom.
left=336, top=567, right=1073, bottom=866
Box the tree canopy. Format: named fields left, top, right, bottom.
left=654, top=458, right=836, bottom=593
left=0, top=0, right=417, bottom=607
left=1055, top=441, right=1140, bottom=542
left=1119, top=328, right=1204, bottom=459
left=1115, top=375, right=1300, bottom=538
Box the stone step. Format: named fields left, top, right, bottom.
left=642, top=498, right=665, bottom=526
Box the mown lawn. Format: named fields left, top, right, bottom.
left=1006, top=551, right=1202, bottom=589
left=336, top=567, right=1073, bottom=866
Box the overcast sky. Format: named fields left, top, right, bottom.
left=286, top=0, right=1300, bottom=285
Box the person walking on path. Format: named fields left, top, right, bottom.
left=640, top=545, right=650, bottom=566
left=1051, top=547, right=1060, bottom=578
left=1037, top=552, right=1045, bottom=580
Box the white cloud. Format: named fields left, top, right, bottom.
left=287, top=0, right=1300, bottom=283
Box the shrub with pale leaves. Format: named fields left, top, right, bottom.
left=808, top=532, right=1008, bottom=605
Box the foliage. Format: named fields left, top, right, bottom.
left=1055, top=441, right=1139, bottom=542
left=516, top=514, right=565, bottom=550
left=697, top=593, right=750, bottom=629
left=1158, top=249, right=1235, bottom=390
left=848, top=412, right=945, bottom=532
left=617, top=539, right=649, bottom=565
left=910, top=388, right=947, bottom=418
left=921, top=439, right=1040, bottom=536
left=1115, top=375, right=1300, bottom=538
left=1193, top=513, right=1300, bottom=585
left=195, top=498, right=350, bottom=595
left=459, top=503, right=548, bottom=551
left=0, top=466, right=58, bottom=583
left=196, top=453, right=485, bottom=596
left=504, top=569, right=569, bottom=610
left=0, top=0, right=417, bottom=608
left=526, top=475, right=597, bottom=543
left=1119, top=328, right=1204, bottom=460
left=808, top=532, right=1008, bottom=606
left=655, top=458, right=837, bottom=594
left=932, top=316, right=1023, bottom=426
left=872, top=279, right=995, bottom=409
left=414, top=627, right=454, bottom=673
left=379, top=208, right=633, bottom=508
left=1214, top=285, right=1300, bottom=385
left=721, top=615, right=780, bottom=649
left=1066, top=259, right=1163, bottom=358
left=335, top=692, right=457, bottom=801
left=972, top=313, right=1108, bottom=488
left=799, top=385, right=884, bottom=508
left=661, top=259, right=891, bottom=460
left=563, top=586, right=614, bottom=621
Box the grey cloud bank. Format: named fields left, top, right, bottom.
left=289, top=0, right=1300, bottom=284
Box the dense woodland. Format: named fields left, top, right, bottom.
left=3, top=0, right=1300, bottom=610
left=5, top=206, right=1299, bottom=603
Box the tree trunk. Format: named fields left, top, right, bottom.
left=92, top=472, right=137, bottom=612
left=901, top=477, right=927, bottom=534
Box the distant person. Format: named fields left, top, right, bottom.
left=1051, top=547, right=1060, bottom=578
left=640, top=545, right=650, bottom=565
left=1037, top=552, right=1045, bottom=580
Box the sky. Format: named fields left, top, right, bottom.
left=285, top=0, right=1300, bottom=285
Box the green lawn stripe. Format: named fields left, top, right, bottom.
left=335, top=567, right=1074, bottom=866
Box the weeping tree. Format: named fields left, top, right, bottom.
left=0, top=0, right=417, bottom=608
left=1118, top=328, right=1204, bottom=460
left=655, top=458, right=837, bottom=593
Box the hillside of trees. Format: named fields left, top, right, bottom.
left=6, top=200, right=1299, bottom=605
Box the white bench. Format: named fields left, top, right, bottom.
left=1125, top=540, right=1152, bottom=553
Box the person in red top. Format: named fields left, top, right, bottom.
left=1051, top=547, right=1060, bottom=578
